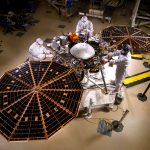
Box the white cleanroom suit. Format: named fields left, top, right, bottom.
left=103, top=44, right=132, bottom=92
left=29, top=38, right=53, bottom=61
left=109, top=50, right=131, bottom=91
left=76, top=16, right=93, bottom=37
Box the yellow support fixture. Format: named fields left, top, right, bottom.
left=123, top=70, right=150, bottom=87
left=131, top=54, right=143, bottom=60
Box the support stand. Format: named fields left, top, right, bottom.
left=84, top=67, right=108, bottom=94
left=137, top=83, right=150, bottom=102
left=112, top=110, right=129, bottom=132
left=85, top=98, right=93, bottom=118
left=100, top=69, right=108, bottom=94
left=77, top=99, right=92, bottom=118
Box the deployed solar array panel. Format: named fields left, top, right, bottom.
left=0, top=61, right=83, bottom=141
left=102, top=26, right=150, bottom=54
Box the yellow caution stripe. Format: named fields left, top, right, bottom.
left=123, top=70, right=150, bottom=87
left=131, top=54, right=143, bottom=60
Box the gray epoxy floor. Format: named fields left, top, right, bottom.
left=0, top=1, right=150, bottom=150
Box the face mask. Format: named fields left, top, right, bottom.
left=81, top=16, right=88, bottom=22
left=121, top=49, right=128, bottom=55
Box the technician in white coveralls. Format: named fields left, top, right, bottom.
left=103, top=44, right=131, bottom=93
left=76, top=15, right=93, bottom=37
left=29, top=38, right=53, bottom=61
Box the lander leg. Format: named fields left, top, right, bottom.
left=83, top=68, right=108, bottom=94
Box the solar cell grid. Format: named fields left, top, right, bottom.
left=8, top=64, right=34, bottom=86
left=0, top=74, right=30, bottom=90
left=0, top=61, right=83, bottom=141
left=102, top=26, right=150, bottom=54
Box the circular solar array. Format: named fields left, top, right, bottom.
left=0, top=61, right=83, bottom=141
left=102, top=26, right=150, bottom=54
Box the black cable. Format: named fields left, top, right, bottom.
left=83, top=116, right=115, bottom=125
